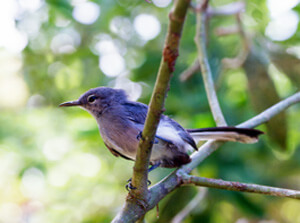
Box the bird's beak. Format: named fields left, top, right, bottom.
left=59, top=100, right=81, bottom=107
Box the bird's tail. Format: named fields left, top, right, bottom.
left=187, top=127, right=263, bottom=144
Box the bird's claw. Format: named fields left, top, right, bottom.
left=125, top=178, right=151, bottom=191
left=136, top=131, right=145, bottom=141
left=136, top=131, right=159, bottom=144
left=126, top=178, right=137, bottom=191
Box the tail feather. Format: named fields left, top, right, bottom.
left=187, top=127, right=263, bottom=144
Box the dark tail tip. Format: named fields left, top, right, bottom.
left=187, top=127, right=264, bottom=137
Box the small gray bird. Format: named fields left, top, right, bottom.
left=60, top=87, right=263, bottom=170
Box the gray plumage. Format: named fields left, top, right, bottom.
left=60, top=87, right=263, bottom=168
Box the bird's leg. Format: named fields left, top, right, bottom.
left=136, top=131, right=144, bottom=141
left=125, top=178, right=151, bottom=191
left=125, top=164, right=160, bottom=191
left=126, top=178, right=137, bottom=191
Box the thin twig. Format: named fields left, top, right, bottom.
left=179, top=59, right=201, bottom=82
left=183, top=1, right=246, bottom=81
left=186, top=91, right=300, bottom=172
left=215, top=25, right=239, bottom=36
left=148, top=91, right=300, bottom=211
left=238, top=92, right=300, bottom=128
left=181, top=174, right=300, bottom=199
left=222, top=13, right=250, bottom=69
left=195, top=0, right=227, bottom=126
left=171, top=188, right=207, bottom=223
left=136, top=216, right=146, bottom=223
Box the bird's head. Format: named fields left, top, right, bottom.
left=59, top=87, right=127, bottom=116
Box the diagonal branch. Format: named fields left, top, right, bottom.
left=179, top=59, right=201, bottom=82
left=147, top=91, right=300, bottom=211
left=194, top=0, right=227, bottom=126
left=181, top=174, right=300, bottom=199
left=238, top=91, right=300, bottom=128
left=111, top=0, right=300, bottom=219
left=171, top=188, right=207, bottom=223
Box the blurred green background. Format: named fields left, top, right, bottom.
left=1, top=0, right=300, bottom=222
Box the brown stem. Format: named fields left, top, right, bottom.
left=181, top=174, right=300, bottom=199
left=111, top=0, right=192, bottom=222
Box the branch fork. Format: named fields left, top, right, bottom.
left=112, top=0, right=300, bottom=222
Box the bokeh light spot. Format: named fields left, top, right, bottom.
left=152, top=0, right=172, bottom=8
left=265, top=10, right=299, bottom=41
left=99, top=53, right=126, bottom=77
left=0, top=203, right=22, bottom=223
left=110, top=16, right=133, bottom=40
left=267, top=0, right=299, bottom=17
left=0, top=75, right=29, bottom=108
left=113, top=77, right=142, bottom=101
left=94, top=39, right=119, bottom=56
left=133, top=14, right=161, bottom=41
left=21, top=168, right=45, bottom=199
left=0, top=1, right=28, bottom=52
left=43, top=137, right=71, bottom=161
left=72, top=153, right=101, bottom=177
left=48, top=167, right=70, bottom=187
left=18, top=0, right=43, bottom=12
left=72, top=2, right=100, bottom=25
left=51, top=33, right=78, bottom=54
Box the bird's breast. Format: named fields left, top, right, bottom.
left=98, top=118, right=139, bottom=160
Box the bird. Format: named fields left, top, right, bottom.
left=59, top=87, right=263, bottom=170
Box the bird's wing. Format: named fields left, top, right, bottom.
left=123, top=102, right=195, bottom=148
left=160, top=116, right=198, bottom=151
left=123, top=101, right=148, bottom=124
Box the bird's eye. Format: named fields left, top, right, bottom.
left=87, top=95, right=97, bottom=104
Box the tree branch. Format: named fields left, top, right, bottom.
left=146, top=91, right=300, bottom=213
left=111, top=0, right=300, bottom=220
left=112, top=0, right=191, bottom=222
left=180, top=1, right=246, bottom=82
left=238, top=92, right=300, bottom=128
left=221, top=13, right=250, bottom=69
left=179, top=59, right=201, bottom=82
left=194, top=0, right=227, bottom=126
left=181, top=174, right=300, bottom=199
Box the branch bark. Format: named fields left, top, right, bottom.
left=112, top=0, right=191, bottom=222
left=180, top=1, right=246, bottom=81
left=238, top=92, right=300, bottom=128
left=194, top=0, right=227, bottom=126
left=111, top=1, right=300, bottom=221
left=181, top=174, right=300, bottom=199
left=171, top=188, right=207, bottom=223
left=179, top=59, right=201, bottom=82
left=146, top=91, right=300, bottom=214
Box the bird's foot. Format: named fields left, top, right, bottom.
left=136, top=131, right=159, bottom=144
left=125, top=178, right=151, bottom=191
left=126, top=178, right=136, bottom=191
left=136, top=131, right=144, bottom=141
